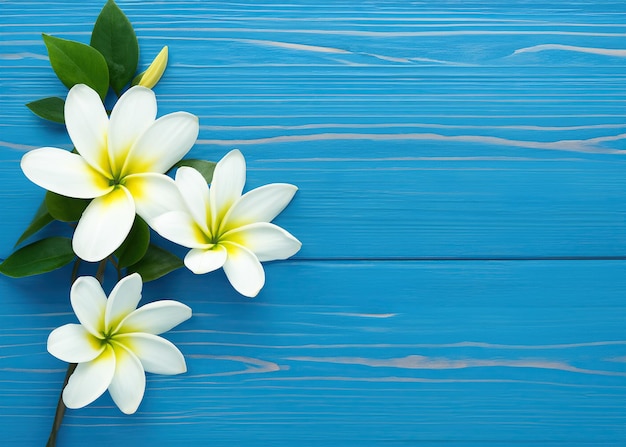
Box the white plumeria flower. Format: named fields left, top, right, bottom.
left=47, top=273, right=191, bottom=414
left=151, top=149, right=301, bottom=297
left=21, top=84, right=199, bottom=262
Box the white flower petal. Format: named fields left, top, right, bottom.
left=124, top=173, right=186, bottom=225
left=62, top=345, right=115, bottom=410
left=122, top=111, right=199, bottom=176
left=70, top=276, right=107, bottom=337
left=175, top=167, right=210, bottom=233
left=64, top=84, right=111, bottom=176
left=73, top=186, right=135, bottom=262
left=105, top=273, right=143, bottom=332
left=118, top=300, right=191, bottom=335
left=223, top=183, right=297, bottom=232
left=210, top=149, right=246, bottom=230
left=108, top=343, right=146, bottom=414
left=224, top=222, right=302, bottom=262
left=116, top=333, right=187, bottom=375
left=222, top=242, right=265, bottom=298
left=20, top=148, right=112, bottom=199
left=47, top=324, right=104, bottom=363
left=108, top=86, right=157, bottom=175
left=184, top=245, right=227, bottom=274
left=151, top=211, right=211, bottom=249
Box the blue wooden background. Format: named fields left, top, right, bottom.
left=1, top=1, right=625, bottom=445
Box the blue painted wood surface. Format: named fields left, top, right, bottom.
left=1, top=1, right=625, bottom=445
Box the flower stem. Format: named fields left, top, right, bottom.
left=48, top=259, right=108, bottom=445
left=46, top=362, right=77, bottom=447
left=70, top=258, right=81, bottom=283
left=95, top=259, right=107, bottom=284
left=107, top=256, right=122, bottom=281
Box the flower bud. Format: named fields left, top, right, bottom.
left=135, top=46, right=168, bottom=88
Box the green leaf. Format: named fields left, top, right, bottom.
left=171, top=159, right=217, bottom=183
left=26, top=97, right=65, bottom=124
left=45, top=191, right=89, bottom=222
left=0, top=237, right=75, bottom=278
left=15, top=200, right=54, bottom=246
left=114, top=216, right=150, bottom=269
left=126, top=244, right=183, bottom=282
left=90, top=0, right=139, bottom=95
left=42, top=33, right=109, bottom=100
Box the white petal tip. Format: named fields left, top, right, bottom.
left=169, top=362, right=187, bottom=375
left=62, top=397, right=85, bottom=410
left=242, top=290, right=260, bottom=298
left=119, top=404, right=140, bottom=415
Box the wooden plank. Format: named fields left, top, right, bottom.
left=1, top=260, right=625, bottom=445
left=1, top=1, right=625, bottom=259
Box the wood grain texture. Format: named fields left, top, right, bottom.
left=2, top=261, right=626, bottom=445
left=0, top=1, right=625, bottom=446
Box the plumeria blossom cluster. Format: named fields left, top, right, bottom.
left=18, top=83, right=301, bottom=294
left=0, top=1, right=301, bottom=445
